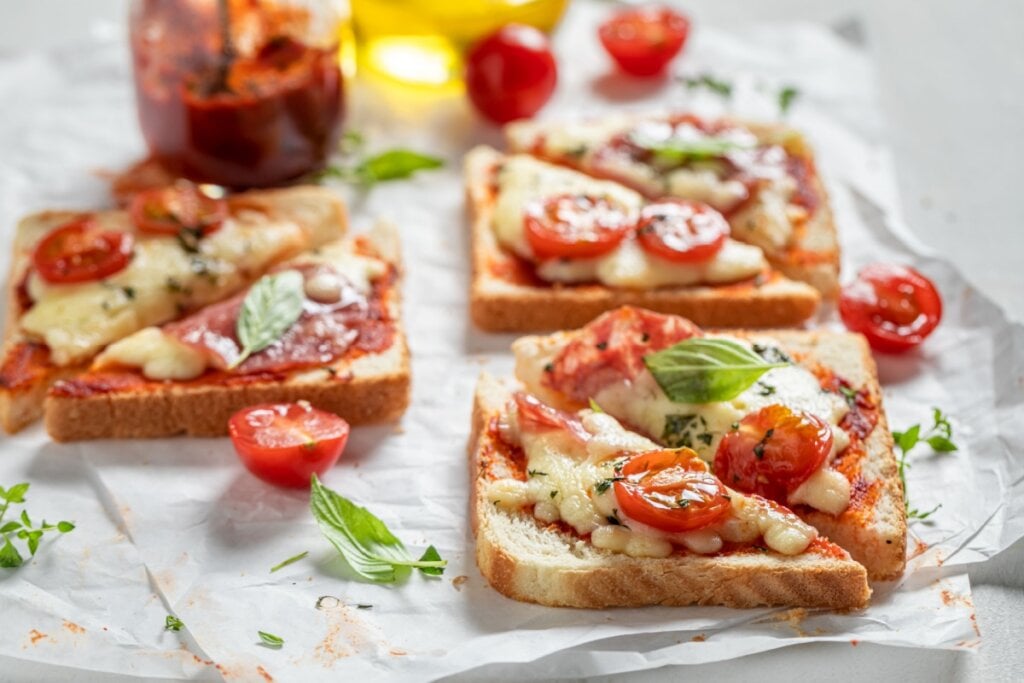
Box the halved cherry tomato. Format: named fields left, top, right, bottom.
left=636, top=200, right=729, bottom=263
left=228, top=401, right=350, bottom=489
left=524, top=194, right=633, bottom=260
left=129, top=184, right=228, bottom=237
left=598, top=6, right=690, bottom=77
left=714, top=405, right=833, bottom=502
left=613, top=448, right=731, bottom=532
left=32, top=217, right=134, bottom=284
left=465, top=24, right=558, bottom=124
left=839, top=263, right=942, bottom=354
left=546, top=306, right=700, bottom=403
left=513, top=392, right=590, bottom=442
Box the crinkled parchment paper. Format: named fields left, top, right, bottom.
left=1, top=3, right=1020, bottom=680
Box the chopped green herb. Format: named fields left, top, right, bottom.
left=778, top=86, right=800, bottom=114
left=752, top=428, right=774, bottom=460
left=543, top=363, right=554, bottom=373
left=165, top=615, right=184, bottom=632
left=677, top=499, right=691, bottom=509
left=838, top=384, right=859, bottom=407
left=257, top=631, right=284, bottom=648
left=270, top=550, right=308, bottom=573
left=594, top=477, right=624, bottom=494
left=549, top=490, right=558, bottom=499
left=527, top=469, right=547, bottom=478
left=588, top=398, right=604, bottom=413
left=756, top=382, right=776, bottom=397
left=596, top=341, right=608, bottom=350
left=683, top=74, right=733, bottom=97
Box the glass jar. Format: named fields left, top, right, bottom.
left=129, top=0, right=345, bottom=188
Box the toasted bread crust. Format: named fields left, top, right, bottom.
left=466, top=147, right=820, bottom=333
left=469, top=375, right=871, bottom=610
left=1, top=186, right=347, bottom=434
left=504, top=117, right=840, bottom=298
left=44, top=343, right=410, bottom=441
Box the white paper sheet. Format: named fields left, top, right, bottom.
left=1, top=3, right=1019, bottom=680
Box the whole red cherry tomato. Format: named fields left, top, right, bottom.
left=229, top=402, right=350, bottom=488
left=839, top=263, right=943, bottom=354
left=598, top=6, right=691, bottom=77
left=465, top=24, right=557, bottom=124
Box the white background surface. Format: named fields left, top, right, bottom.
left=0, top=1, right=1021, bottom=682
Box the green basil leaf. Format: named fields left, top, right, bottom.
left=926, top=435, right=958, bottom=453
left=25, top=530, right=42, bottom=556
left=20, top=510, right=31, bottom=528
left=778, top=86, right=799, bottom=114
left=2, top=483, right=29, bottom=504
left=231, top=270, right=305, bottom=369
left=310, top=475, right=447, bottom=583
left=258, top=631, right=284, bottom=648
left=355, top=150, right=443, bottom=186
left=0, top=537, right=23, bottom=568
left=895, top=424, right=921, bottom=453
left=643, top=338, right=788, bottom=403
left=416, top=545, right=445, bottom=577
left=683, top=74, right=733, bottom=97
left=629, top=132, right=751, bottom=166
left=57, top=521, right=75, bottom=533
left=0, top=521, right=21, bottom=534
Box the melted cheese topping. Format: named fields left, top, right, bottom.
left=514, top=117, right=801, bottom=253
left=485, top=409, right=817, bottom=558
left=93, top=238, right=387, bottom=381
left=493, top=155, right=766, bottom=287
left=20, top=208, right=333, bottom=366
left=512, top=335, right=853, bottom=516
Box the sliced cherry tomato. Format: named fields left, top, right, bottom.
left=598, top=6, right=690, bottom=77
left=636, top=200, right=729, bottom=263
left=614, top=448, right=731, bottom=532
left=32, top=217, right=134, bottom=284
left=714, top=405, right=833, bottom=502
left=524, top=194, right=633, bottom=260
left=513, top=392, right=590, bottom=442
left=228, top=401, right=350, bottom=489
left=839, top=263, right=942, bottom=354
left=465, top=24, right=557, bottom=124
left=546, top=306, right=700, bottom=403
left=129, top=184, right=228, bottom=237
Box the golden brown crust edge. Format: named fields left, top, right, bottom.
left=469, top=375, right=871, bottom=610
left=44, top=342, right=410, bottom=441
left=466, top=147, right=821, bottom=333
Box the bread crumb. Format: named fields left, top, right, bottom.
left=452, top=575, right=469, bottom=591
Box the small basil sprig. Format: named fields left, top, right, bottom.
left=319, top=131, right=443, bottom=187
left=893, top=408, right=958, bottom=521
left=310, top=475, right=447, bottom=583
left=230, top=270, right=305, bottom=369
left=643, top=338, right=788, bottom=403
left=683, top=73, right=733, bottom=97
left=0, top=483, right=75, bottom=568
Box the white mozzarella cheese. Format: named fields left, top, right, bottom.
left=492, top=154, right=766, bottom=287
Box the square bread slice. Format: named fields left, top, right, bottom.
left=505, top=115, right=840, bottom=298
left=511, top=321, right=906, bottom=580
left=0, top=186, right=347, bottom=434
left=42, top=224, right=409, bottom=441
left=470, top=374, right=871, bottom=609
left=466, top=146, right=821, bottom=333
